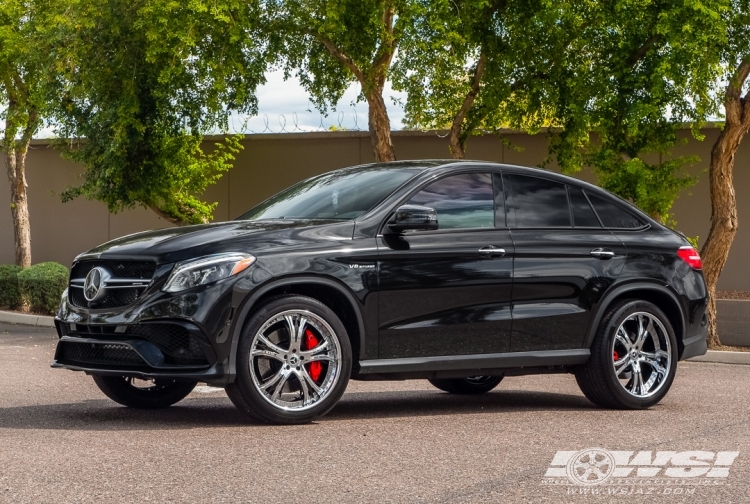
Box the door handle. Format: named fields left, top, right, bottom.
left=590, top=248, right=615, bottom=259
left=479, top=246, right=506, bottom=257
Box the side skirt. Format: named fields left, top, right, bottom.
left=355, top=349, right=590, bottom=380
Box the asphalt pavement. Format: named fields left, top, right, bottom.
left=1, top=322, right=749, bottom=503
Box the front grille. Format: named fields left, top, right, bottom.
left=69, top=260, right=156, bottom=309
left=69, top=287, right=88, bottom=308
left=59, top=341, right=147, bottom=367
left=69, top=285, right=146, bottom=309
left=71, top=260, right=156, bottom=280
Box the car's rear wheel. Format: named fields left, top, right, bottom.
left=226, top=295, right=352, bottom=424
left=92, top=375, right=196, bottom=408
left=428, top=375, right=503, bottom=394
left=575, top=300, right=678, bottom=409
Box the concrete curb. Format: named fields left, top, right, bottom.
left=0, top=310, right=55, bottom=327
left=688, top=350, right=750, bottom=366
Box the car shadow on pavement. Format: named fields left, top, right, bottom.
left=326, top=389, right=596, bottom=421
left=0, top=396, right=249, bottom=431
left=0, top=388, right=597, bottom=430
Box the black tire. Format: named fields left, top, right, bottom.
left=225, top=295, right=352, bottom=424
left=575, top=299, right=678, bottom=409
left=92, top=375, right=196, bottom=409
left=428, top=375, right=503, bottom=395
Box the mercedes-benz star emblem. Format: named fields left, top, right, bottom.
left=83, top=267, right=109, bottom=302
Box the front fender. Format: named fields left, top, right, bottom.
left=225, top=275, right=368, bottom=384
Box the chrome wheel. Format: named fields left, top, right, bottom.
left=611, top=312, right=672, bottom=398
left=249, top=309, right=342, bottom=412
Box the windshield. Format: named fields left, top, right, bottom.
left=237, top=168, right=420, bottom=220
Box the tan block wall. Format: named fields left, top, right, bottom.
left=1, top=129, right=748, bottom=290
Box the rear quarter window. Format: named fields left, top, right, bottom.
left=586, top=193, right=646, bottom=229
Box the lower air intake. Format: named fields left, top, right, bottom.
left=59, top=341, right=146, bottom=367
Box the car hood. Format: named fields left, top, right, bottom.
left=76, top=219, right=355, bottom=264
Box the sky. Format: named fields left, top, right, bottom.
left=229, top=69, right=407, bottom=134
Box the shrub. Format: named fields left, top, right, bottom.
left=0, top=265, right=23, bottom=309
left=17, top=262, right=69, bottom=315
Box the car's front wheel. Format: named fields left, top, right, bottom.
left=225, top=295, right=352, bottom=424
left=575, top=300, right=678, bottom=409
left=92, top=375, right=196, bottom=408
left=428, top=375, right=504, bottom=394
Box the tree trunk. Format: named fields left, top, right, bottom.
left=449, top=54, right=487, bottom=159
left=366, top=91, right=396, bottom=162
left=700, top=122, right=746, bottom=348
left=449, top=134, right=466, bottom=160
left=314, top=23, right=397, bottom=163
left=5, top=146, right=32, bottom=268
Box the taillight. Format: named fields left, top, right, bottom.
left=677, top=246, right=702, bottom=270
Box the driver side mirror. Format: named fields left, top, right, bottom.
left=386, top=205, right=439, bottom=233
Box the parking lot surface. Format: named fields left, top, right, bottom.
left=1, top=322, right=749, bottom=503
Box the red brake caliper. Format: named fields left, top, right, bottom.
left=304, top=329, right=323, bottom=382
left=613, top=350, right=620, bottom=361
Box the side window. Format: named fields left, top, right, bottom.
left=568, top=187, right=601, bottom=228
left=408, top=173, right=494, bottom=229
left=507, top=174, right=571, bottom=228
left=587, top=193, right=646, bottom=229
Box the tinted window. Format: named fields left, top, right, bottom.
left=569, top=187, right=601, bottom=227
left=408, top=173, right=494, bottom=229
left=237, top=168, right=418, bottom=220
left=507, top=175, right=571, bottom=228
left=587, top=193, right=646, bottom=229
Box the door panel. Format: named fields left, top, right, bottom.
left=509, top=229, right=626, bottom=351
left=377, top=229, right=514, bottom=358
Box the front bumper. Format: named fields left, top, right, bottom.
left=50, top=360, right=226, bottom=383
left=52, top=269, right=259, bottom=385
left=52, top=321, right=227, bottom=384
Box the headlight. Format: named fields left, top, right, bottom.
left=163, top=253, right=256, bottom=293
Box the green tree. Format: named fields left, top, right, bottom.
left=52, top=0, right=267, bottom=225
left=0, top=0, right=61, bottom=266
left=397, top=0, right=721, bottom=223
left=551, top=0, right=723, bottom=224
left=394, top=0, right=566, bottom=159
left=266, top=0, right=420, bottom=162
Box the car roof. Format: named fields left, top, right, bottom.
left=347, top=160, right=601, bottom=192
left=343, top=160, right=586, bottom=186
left=332, top=160, right=454, bottom=172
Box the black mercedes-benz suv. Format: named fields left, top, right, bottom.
left=53, top=160, right=708, bottom=424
